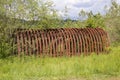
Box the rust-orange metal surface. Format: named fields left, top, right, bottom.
left=14, top=28, right=110, bottom=56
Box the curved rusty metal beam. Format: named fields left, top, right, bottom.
left=14, top=28, right=110, bottom=57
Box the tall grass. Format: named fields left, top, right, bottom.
left=0, top=46, right=120, bottom=80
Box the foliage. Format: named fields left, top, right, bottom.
left=0, top=0, right=120, bottom=58
left=0, top=46, right=120, bottom=80
left=0, top=15, right=15, bottom=58
left=0, top=0, right=59, bottom=58
left=105, top=0, right=120, bottom=42
left=78, top=0, right=120, bottom=43
left=78, top=10, right=105, bottom=28
left=86, top=12, right=105, bottom=28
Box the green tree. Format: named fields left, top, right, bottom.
left=78, top=10, right=105, bottom=28
left=86, top=12, right=105, bottom=28
left=105, top=0, right=120, bottom=43
left=0, top=0, right=60, bottom=58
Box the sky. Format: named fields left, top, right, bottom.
left=52, top=0, right=120, bottom=19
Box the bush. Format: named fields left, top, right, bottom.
left=0, top=25, right=15, bottom=58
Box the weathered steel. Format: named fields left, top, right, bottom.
left=14, top=28, right=110, bottom=56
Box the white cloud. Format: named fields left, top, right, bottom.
left=52, top=0, right=120, bottom=19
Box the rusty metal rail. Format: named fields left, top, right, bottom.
left=14, top=28, right=110, bottom=56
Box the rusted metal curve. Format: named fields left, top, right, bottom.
left=14, top=28, right=110, bottom=57
left=73, top=28, right=79, bottom=54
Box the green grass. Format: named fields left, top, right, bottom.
left=0, top=46, right=120, bottom=80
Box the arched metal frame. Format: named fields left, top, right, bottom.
left=15, top=28, right=110, bottom=57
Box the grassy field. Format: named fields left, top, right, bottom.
left=0, top=46, right=120, bottom=80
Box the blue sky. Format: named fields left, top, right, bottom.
left=52, top=0, right=120, bottom=19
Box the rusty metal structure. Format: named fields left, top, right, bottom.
left=14, top=28, right=110, bottom=56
